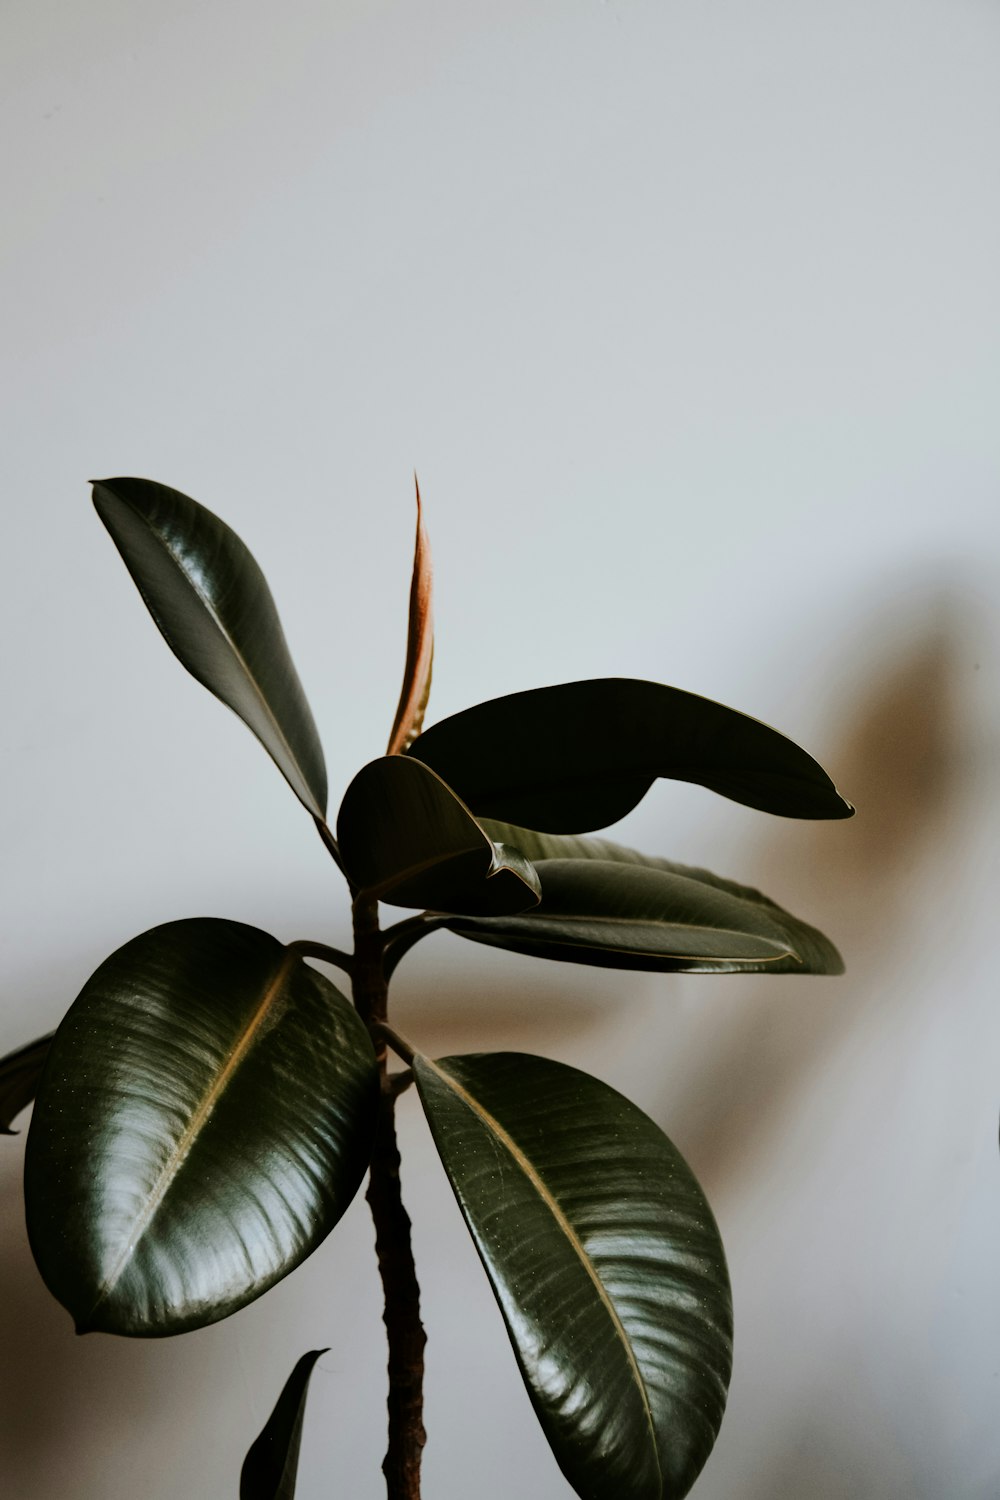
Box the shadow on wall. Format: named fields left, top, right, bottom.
left=670, top=586, right=964, bottom=1190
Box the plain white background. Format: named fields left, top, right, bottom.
left=2, top=2, right=999, bottom=1496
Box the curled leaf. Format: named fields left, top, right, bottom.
left=387, top=475, right=434, bottom=756
left=337, top=756, right=540, bottom=914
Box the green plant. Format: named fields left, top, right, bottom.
left=1, top=477, right=852, bottom=1500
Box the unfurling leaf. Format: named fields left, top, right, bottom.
left=93, top=478, right=328, bottom=818
left=415, top=1051, right=732, bottom=1500
left=445, top=821, right=844, bottom=974
left=409, top=677, right=853, bottom=831
left=25, top=920, right=377, bottom=1336
left=241, top=1349, right=328, bottom=1500
left=1, top=1033, right=53, bottom=1134
left=336, top=755, right=540, bottom=914
left=387, top=476, right=434, bottom=756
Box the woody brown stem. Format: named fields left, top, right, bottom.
left=353, top=896, right=427, bottom=1500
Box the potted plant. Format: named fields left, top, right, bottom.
left=1, top=476, right=851, bottom=1498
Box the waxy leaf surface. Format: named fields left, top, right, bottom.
left=445, top=822, right=844, bottom=974
left=337, top=756, right=540, bottom=914
left=0, top=1033, right=52, bottom=1134
left=25, top=920, right=377, bottom=1336
left=386, top=477, right=433, bottom=756
left=93, top=477, right=328, bottom=818
left=415, top=1052, right=732, bottom=1500
left=409, top=678, right=853, bottom=831
left=241, top=1348, right=327, bottom=1500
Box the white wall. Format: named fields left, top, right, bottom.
left=2, top=3, right=999, bottom=1496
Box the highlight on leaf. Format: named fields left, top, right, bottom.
left=387, top=474, right=434, bottom=756
left=25, top=919, right=378, bottom=1336
left=415, top=1050, right=733, bottom=1500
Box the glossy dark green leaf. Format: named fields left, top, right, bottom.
left=25, top=919, right=377, bottom=1336
left=93, top=477, right=328, bottom=818
left=448, top=821, right=844, bottom=974
left=415, top=1051, right=732, bottom=1500
left=409, top=678, right=853, bottom=832
left=241, top=1349, right=328, bottom=1500
left=336, top=755, right=541, bottom=914
left=0, top=1033, right=52, bottom=1134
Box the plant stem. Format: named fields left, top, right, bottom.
left=353, top=896, right=427, bottom=1500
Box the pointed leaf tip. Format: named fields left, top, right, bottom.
left=241, top=1349, right=328, bottom=1500
left=387, top=476, right=434, bottom=756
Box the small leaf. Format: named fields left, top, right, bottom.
left=336, top=756, right=541, bottom=914
left=408, top=677, right=853, bottom=831
left=241, top=1349, right=328, bottom=1500
left=93, top=478, right=328, bottom=818
left=415, top=1051, right=732, bottom=1500
left=387, top=476, right=434, bottom=756
left=448, top=821, right=844, bottom=974
left=25, top=919, right=377, bottom=1336
left=1, top=1033, right=53, bottom=1135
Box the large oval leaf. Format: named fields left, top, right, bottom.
left=93, top=478, right=328, bottom=818
left=447, top=821, right=844, bottom=974
left=1, top=1033, right=52, bottom=1134
left=25, top=919, right=377, bottom=1336
left=415, top=1051, right=732, bottom=1500
left=241, top=1348, right=327, bottom=1500
left=336, top=756, right=540, bottom=914
left=408, top=678, right=853, bottom=831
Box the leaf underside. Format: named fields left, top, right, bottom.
left=415, top=1051, right=733, bottom=1500
left=241, top=1348, right=328, bottom=1500
left=0, top=1033, right=53, bottom=1134
left=409, top=677, right=853, bottom=832
left=337, top=755, right=541, bottom=914
left=445, top=822, right=844, bottom=974
left=25, top=919, right=377, bottom=1336
left=93, top=477, right=328, bottom=818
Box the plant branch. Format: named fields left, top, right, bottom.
left=287, top=939, right=355, bottom=977
left=381, top=913, right=452, bottom=979
left=353, top=896, right=427, bottom=1500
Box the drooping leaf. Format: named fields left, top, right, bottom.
left=92, top=478, right=328, bottom=818
left=1, top=1033, right=53, bottom=1135
left=336, top=756, right=540, bottom=914
left=241, top=1348, right=328, bottom=1500
left=386, top=476, right=434, bottom=756
left=447, top=820, right=843, bottom=973
left=446, top=858, right=843, bottom=973
left=25, top=919, right=377, bottom=1336
left=408, top=677, right=853, bottom=831
left=415, top=1051, right=732, bottom=1500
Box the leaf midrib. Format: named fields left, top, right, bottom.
left=425, top=1056, right=665, bottom=1499
left=85, top=947, right=297, bottom=1321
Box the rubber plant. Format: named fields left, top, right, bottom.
left=1, top=477, right=853, bottom=1500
